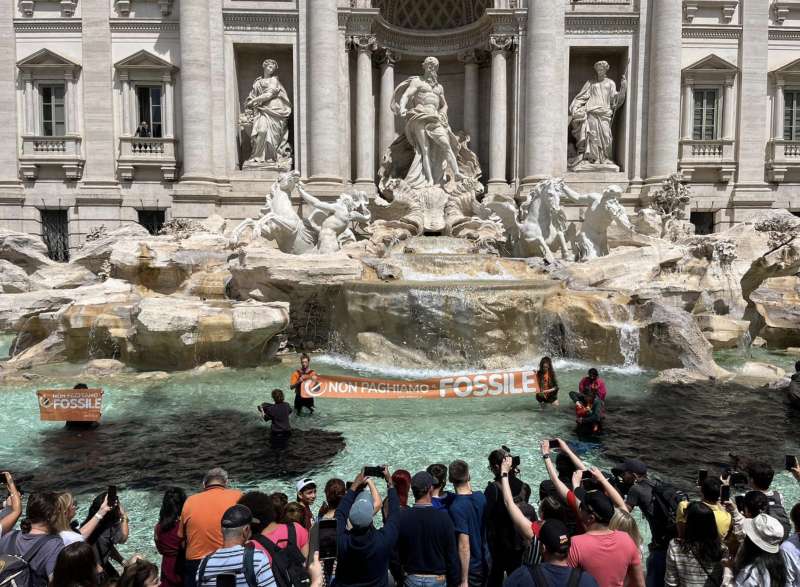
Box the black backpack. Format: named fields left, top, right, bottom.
left=765, top=492, right=792, bottom=540
left=645, top=479, right=687, bottom=547
left=526, top=564, right=583, bottom=587
left=0, top=532, right=60, bottom=587
left=197, top=544, right=258, bottom=587
left=251, top=525, right=311, bottom=587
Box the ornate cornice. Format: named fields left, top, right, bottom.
left=565, top=15, right=638, bottom=34
left=682, top=25, right=741, bottom=38
left=769, top=27, right=800, bottom=41
left=109, top=19, right=178, bottom=33
left=374, top=13, right=497, bottom=56
left=13, top=18, right=82, bottom=33
left=222, top=11, right=298, bottom=32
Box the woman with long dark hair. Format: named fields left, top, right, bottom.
left=153, top=487, right=186, bottom=587
left=118, top=559, right=159, bottom=587
left=535, top=356, right=559, bottom=406
left=665, top=501, right=724, bottom=586
left=80, top=491, right=129, bottom=579
left=51, top=542, right=99, bottom=587
left=727, top=513, right=787, bottom=586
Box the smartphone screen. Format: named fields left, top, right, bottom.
left=548, top=439, right=560, bottom=450
left=786, top=455, right=798, bottom=470
left=364, top=466, right=384, bottom=478
left=698, top=470, right=708, bottom=485
left=720, top=485, right=731, bottom=502
left=582, top=470, right=594, bottom=481
left=107, top=485, right=118, bottom=507
left=216, top=574, right=237, bottom=587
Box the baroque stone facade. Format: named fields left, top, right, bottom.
left=2, top=0, right=800, bottom=257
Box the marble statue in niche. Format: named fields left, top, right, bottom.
left=568, top=60, right=627, bottom=172
left=240, top=58, right=292, bottom=170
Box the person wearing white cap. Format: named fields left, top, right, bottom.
left=724, top=513, right=788, bottom=586
left=296, top=478, right=317, bottom=530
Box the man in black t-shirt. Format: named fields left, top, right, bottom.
left=258, top=388, right=293, bottom=449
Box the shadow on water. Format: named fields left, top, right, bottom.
left=599, top=381, right=800, bottom=489
left=11, top=408, right=345, bottom=494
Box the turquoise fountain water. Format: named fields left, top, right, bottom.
left=2, top=349, right=799, bottom=563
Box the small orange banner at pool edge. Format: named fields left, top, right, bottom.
left=301, top=371, right=541, bottom=399
left=37, top=389, right=104, bottom=421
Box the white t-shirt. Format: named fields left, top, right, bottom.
left=781, top=533, right=800, bottom=587
left=59, top=530, right=84, bottom=546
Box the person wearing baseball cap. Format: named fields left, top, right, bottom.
left=295, top=478, right=316, bottom=530
left=729, top=513, right=788, bottom=586
left=568, top=489, right=644, bottom=587
left=504, top=520, right=599, bottom=587
left=195, top=505, right=276, bottom=587
left=396, top=471, right=460, bottom=587
left=335, top=467, right=399, bottom=587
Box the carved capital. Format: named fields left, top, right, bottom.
left=374, top=48, right=400, bottom=67
left=489, top=34, right=514, bottom=53
left=347, top=34, right=378, bottom=54
left=458, top=49, right=488, bottom=66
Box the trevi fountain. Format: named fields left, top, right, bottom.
left=1, top=53, right=800, bottom=559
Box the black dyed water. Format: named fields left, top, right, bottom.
left=9, top=408, right=345, bottom=495
left=601, top=381, right=800, bottom=489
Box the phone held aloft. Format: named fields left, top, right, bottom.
left=363, top=466, right=385, bottom=478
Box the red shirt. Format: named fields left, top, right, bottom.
left=568, top=531, right=641, bottom=587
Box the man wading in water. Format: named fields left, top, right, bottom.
left=290, top=353, right=317, bottom=415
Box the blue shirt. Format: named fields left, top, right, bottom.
left=503, top=563, right=599, bottom=587
left=196, top=545, right=276, bottom=587
left=431, top=492, right=455, bottom=511
left=448, top=491, right=488, bottom=574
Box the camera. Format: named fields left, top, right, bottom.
left=502, top=446, right=521, bottom=469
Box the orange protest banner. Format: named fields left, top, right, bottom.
left=37, top=388, right=104, bottom=421
left=302, top=370, right=541, bottom=400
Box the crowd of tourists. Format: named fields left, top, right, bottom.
left=3, top=443, right=800, bottom=587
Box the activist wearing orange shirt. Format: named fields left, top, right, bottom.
left=290, top=353, right=318, bottom=415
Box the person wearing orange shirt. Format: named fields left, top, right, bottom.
left=290, top=353, right=317, bottom=415
left=179, top=467, right=243, bottom=587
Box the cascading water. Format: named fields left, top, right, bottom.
left=619, top=324, right=640, bottom=369
left=737, top=330, right=753, bottom=359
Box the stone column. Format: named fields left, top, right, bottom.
left=66, top=73, right=78, bottom=135
left=377, top=49, right=399, bottom=158
left=645, top=0, right=682, bottom=181
left=735, top=0, right=769, bottom=190
left=178, top=0, right=213, bottom=181
left=489, top=35, right=512, bottom=186
left=459, top=50, right=481, bottom=151
left=163, top=74, right=174, bottom=139
left=120, top=74, right=130, bottom=136
left=81, top=0, right=117, bottom=183
left=350, top=35, right=377, bottom=186
left=775, top=81, right=785, bottom=140
left=522, top=0, right=564, bottom=182
left=307, top=0, right=341, bottom=182
left=681, top=79, right=693, bottom=141
left=0, top=0, right=21, bottom=189
left=24, top=76, right=35, bottom=134
left=722, top=79, right=735, bottom=141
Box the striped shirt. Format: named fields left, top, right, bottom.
left=196, top=545, right=276, bottom=587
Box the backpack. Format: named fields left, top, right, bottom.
left=197, top=544, right=258, bottom=587
left=645, top=479, right=687, bottom=547
left=0, top=532, right=60, bottom=587
left=765, top=491, right=792, bottom=539
left=526, top=564, right=583, bottom=587
left=251, top=525, right=311, bottom=587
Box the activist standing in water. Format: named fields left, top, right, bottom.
left=535, top=357, right=560, bottom=407
left=290, top=353, right=317, bottom=415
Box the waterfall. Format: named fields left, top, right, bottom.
left=619, top=323, right=640, bottom=369
left=737, top=330, right=753, bottom=359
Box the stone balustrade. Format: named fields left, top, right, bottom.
left=679, top=138, right=736, bottom=183
left=117, top=136, right=177, bottom=182
left=767, top=139, right=800, bottom=182
left=19, top=134, right=83, bottom=181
